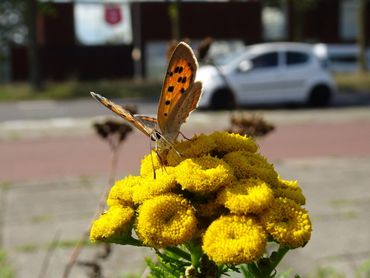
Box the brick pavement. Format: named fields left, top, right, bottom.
left=1, top=108, right=370, bottom=277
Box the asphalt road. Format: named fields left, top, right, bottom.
left=1, top=91, right=370, bottom=122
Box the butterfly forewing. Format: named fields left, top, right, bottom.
left=90, top=92, right=155, bottom=137
left=157, top=42, right=198, bottom=140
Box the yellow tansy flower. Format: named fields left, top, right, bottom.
left=223, top=151, right=278, bottom=185
left=272, top=177, right=306, bottom=205
left=107, top=176, right=143, bottom=207
left=135, top=194, right=197, bottom=248
left=90, top=205, right=135, bottom=242
left=217, top=178, right=274, bottom=215
left=261, top=197, right=312, bottom=248
left=175, top=155, right=234, bottom=194
left=210, top=131, right=258, bottom=154
left=167, top=134, right=217, bottom=166
left=132, top=167, right=177, bottom=203
left=140, top=151, right=162, bottom=177
left=202, top=215, right=267, bottom=264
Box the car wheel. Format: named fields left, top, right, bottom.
left=210, top=88, right=236, bottom=110
left=308, top=85, right=332, bottom=107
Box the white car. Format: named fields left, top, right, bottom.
left=197, top=42, right=336, bottom=109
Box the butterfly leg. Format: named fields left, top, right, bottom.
left=179, top=131, right=191, bottom=141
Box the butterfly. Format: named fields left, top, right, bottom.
left=91, top=42, right=202, bottom=149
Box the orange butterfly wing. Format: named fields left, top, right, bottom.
left=157, top=42, right=200, bottom=141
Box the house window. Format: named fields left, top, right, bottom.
left=340, top=0, right=358, bottom=40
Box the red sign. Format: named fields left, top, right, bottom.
left=104, top=6, right=122, bottom=25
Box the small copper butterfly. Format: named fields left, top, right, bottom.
left=91, top=42, right=202, bottom=149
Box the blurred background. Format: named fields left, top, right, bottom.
left=0, top=0, right=370, bottom=277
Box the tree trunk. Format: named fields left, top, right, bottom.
left=169, top=0, right=181, bottom=41
left=357, top=0, right=368, bottom=73
left=25, top=0, right=43, bottom=90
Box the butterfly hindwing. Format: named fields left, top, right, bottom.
left=166, top=81, right=203, bottom=139
left=134, top=115, right=158, bottom=130
left=157, top=42, right=198, bottom=140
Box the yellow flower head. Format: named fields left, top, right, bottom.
left=132, top=167, right=177, bottom=203
left=210, top=131, right=258, bottom=154
left=272, top=177, right=306, bottom=205
left=167, top=134, right=217, bottom=166
left=140, top=151, right=162, bottom=177
left=261, top=197, right=312, bottom=248
left=135, top=194, right=197, bottom=248
left=107, top=176, right=143, bottom=207
left=90, top=205, right=135, bottom=242
left=223, top=151, right=278, bottom=185
left=202, top=215, right=267, bottom=264
left=166, top=131, right=257, bottom=166
left=217, top=178, right=274, bottom=215
left=175, top=155, right=235, bottom=194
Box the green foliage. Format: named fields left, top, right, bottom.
left=310, top=266, right=345, bottom=278
left=0, top=249, right=15, bottom=278
left=356, top=259, right=370, bottom=278
left=0, top=80, right=162, bottom=102
left=146, top=248, right=189, bottom=278
left=334, top=73, right=370, bottom=92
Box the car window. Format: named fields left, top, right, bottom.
left=286, top=51, right=309, bottom=65
left=250, top=52, right=278, bottom=69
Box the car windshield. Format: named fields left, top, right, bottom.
left=211, top=48, right=249, bottom=66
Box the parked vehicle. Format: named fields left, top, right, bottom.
left=315, top=43, right=370, bottom=73
left=196, top=42, right=336, bottom=109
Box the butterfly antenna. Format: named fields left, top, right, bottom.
left=149, top=140, right=157, bottom=180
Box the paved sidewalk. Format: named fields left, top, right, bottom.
left=1, top=108, right=370, bottom=183
left=1, top=106, right=370, bottom=277
left=1, top=157, right=370, bottom=277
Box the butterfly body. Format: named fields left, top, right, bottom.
left=91, top=42, right=202, bottom=149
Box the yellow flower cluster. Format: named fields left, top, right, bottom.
left=90, top=131, right=312, bottom=265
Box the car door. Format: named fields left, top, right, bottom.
left=278, top=50, right=312, bottom=101
left=227, top=51, right=281, bottom=103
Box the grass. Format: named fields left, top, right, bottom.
left=0, top=79, right=162, bottom=102
left=0, top=249, right=15, bottom=278
left=16, top=239, right=92, bottom=253
left=334, top=72, right=370, bottom=92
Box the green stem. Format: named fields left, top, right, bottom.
left=247, top=262, right=262, bottom=277
left=166, top=246, right=192, bottom=261
left=259, top=246, right=290, bottom=277
left=111, top=236, right=143, bottom=247
left=185, top=242, right=202, bottom=269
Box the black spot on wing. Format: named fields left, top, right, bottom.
left=165, top=100, right=170, bottom=105
left=174, top=66, right=184, bottom=74
left=168, top=86, right=174, bottom=92
left=177, top=77, right=183, bottom=83
left=164, top=113, right=168, bottom=117
left=181, top=77, right=187, bottom=83
left=180, top=88, right=186, bottom=94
